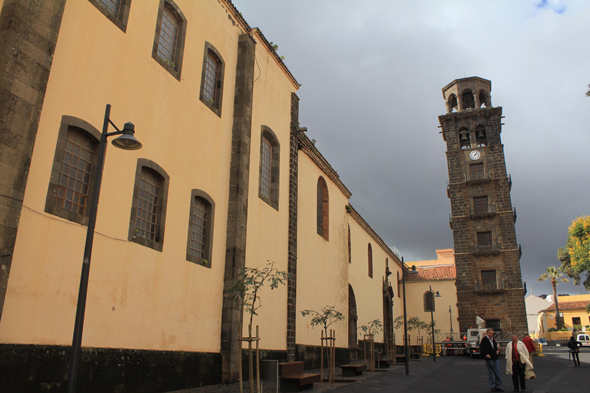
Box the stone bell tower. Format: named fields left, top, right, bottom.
left=438, top=77, right=527, bottom=333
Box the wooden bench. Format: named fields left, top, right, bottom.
left=279, top=361, right=320, bottom=392
left=340, top=363, right=366, bottom=377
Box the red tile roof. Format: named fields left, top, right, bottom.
left=542, top=300, right=590, bottom=312
left=405, top=265, right=456, bottom=282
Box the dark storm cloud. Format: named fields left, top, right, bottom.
left=232, top=0, right=590, bottom=295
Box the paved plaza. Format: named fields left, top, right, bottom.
left=170, top=346, right=589, bottom=393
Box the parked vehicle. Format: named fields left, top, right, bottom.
left=577, top=333, right=590, bottom=347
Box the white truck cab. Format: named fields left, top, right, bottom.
left=577, top=333, right=590, bottom=347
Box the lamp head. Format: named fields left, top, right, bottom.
left=112, top=122, right=142, bottom=150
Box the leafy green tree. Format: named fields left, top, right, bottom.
left=586, top=84, right=590, bottom=97
left=360, top=319, right=383, bottom=336
left=538, top=266, right=569, bottom=329
left=225, top=261, right=290, bottom=327
left=560, top=216, right=590, bottom=291
left=301, top=305, right=344, bottom=333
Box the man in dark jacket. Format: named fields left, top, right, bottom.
left=480, top=328, right=505, bottom=392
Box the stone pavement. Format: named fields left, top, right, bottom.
left=169, top=346, right=590, bottom=393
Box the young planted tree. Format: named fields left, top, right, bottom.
left=301, top=306, right=344, bottom=382
left=537, top=266, right=569, bottom=329
left=225, top=261, right=290, bottom=393
left=226, top=261, right=290, bottom=327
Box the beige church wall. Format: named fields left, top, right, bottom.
left=404, top=280, right=457, bottom=341
left=295, top=154, right=350, bottom=348
left=242, top=33, right=298, bottom=350
left=348, top=218, right=402, bottom=344
left=0, top=0, right=254, bottom=353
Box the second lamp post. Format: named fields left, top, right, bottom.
left=429, top=285, right=441, bottom=362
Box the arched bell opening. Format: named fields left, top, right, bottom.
left=475, top=125, right=487, bottom=147
left=459, top=128, right=471, bottom=150
left=447, top=93, right=458, bottom=113
left=461, top=89, right=475, bottom=110
left=478, top=90, right=490, bottom=108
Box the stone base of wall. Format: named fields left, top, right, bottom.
left=0, top=344, right=221, bottom=393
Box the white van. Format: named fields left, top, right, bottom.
left=577, top=334, right=590, bottom=347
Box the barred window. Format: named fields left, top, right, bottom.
left=477, top=231, right=493, bottom=249
left=152, top=1, right=187, bottom=80
left=348, top=225, right=351, bottom=264
left=470, top=163, right=484, bottom=180
left=136, top=169, right=161, bottom=241
left=481, top=270, right=497, bottom=290
left=98, top=0, right=121, bottom=17
left=424, top=291, right=434, bottom=312
left=157, top=6, right=179, bottom=64
left=203, top=52, right=220, bottom=103
left=56, top=128, right=95, bottom=215
left=473, top=196, right=488, bottom=214
left=200, top=43, right=225, bottom=116
left=317, top=177, right=329, bottom=240
left=260, top=137, right=272, bottom=200
left=186, top=190, right=215, bottom=267
left=368, top=244, right=373, bottom=278
left=188, top=198, right=209, bottom=259
left=88, top=0, right=131, bottom=32
left=128, top=159, right=169, bottom=251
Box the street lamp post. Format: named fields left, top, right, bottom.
left=402, top=259, right=417, bottom=375
left=449, top=305, right=453, bottom=338
left=66, top=104, right=142, bottom=393
left=429, top=285, right=441, bottom=363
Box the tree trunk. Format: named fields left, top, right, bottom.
left=552, top=278, right=561, bottom=329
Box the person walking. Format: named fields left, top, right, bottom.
left=506, top=335, right=533, bottom=392
left=567, top=335, right=582, bottom=367
left=480, top=328, right=505, bottom=392
left=522, top=333, right=536, bottom=365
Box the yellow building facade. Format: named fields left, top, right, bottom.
left=537, top=295, right=590, bottom=343
left=405, top=250, right=458, bottom=342
left=0, top=1, right=405, bottom=391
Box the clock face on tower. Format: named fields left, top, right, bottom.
left=469, top=150, right=481, bottom=161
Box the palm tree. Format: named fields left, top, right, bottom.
left=538, top=266, right=569, bottom=329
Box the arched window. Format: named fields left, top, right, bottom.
left=478, top=90, right=489, bottom=108
left=152, top=0, right=187, bottom=80
left=447, top=93, right=458, bottom=112
left=348, top=225, right=351, bottom=264
left=128, top=159, right=170, bottom=251
left=200, top=42, right=226, bottom=116
left=459, top=128, right=470, bottom=150
left=258, top=127, right=280, bottom=210
left=89, top=0, right=132, bottom=32
left=475, top=125, right=487, bottom=147
left=46, top=116, right=101, bottom=226
left=186, top=190, right=215, bottom=268
left=424, top=291, right=435, bottom=312
left=461, top=89, right=475, bottom=109
left=317, top=177, right=329, bottom=240
left=397, top=271, right=401, bottom=297
left=368, top=243, right=373, bottom=278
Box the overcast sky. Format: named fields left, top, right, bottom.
left=231, top=0, right=590, bottom=296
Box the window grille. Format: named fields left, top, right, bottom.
left=203, top=52, right=220, bottom=103
left=473, top=196, right=488, bottom=214
left=157, top=6, right=179, bottom=64
left=98, top=0, right=121, bottom=17
left=477, top=231, right=493, bottom=250
left=470, top=163, right=484, bottom=180
left=424, top=292, right=434, bottom=312
left=260, top=137, right=272, bottom=200
left=317, top=181, right=324, bottom=236
left=188, top=197, right=208, bottom=259
left=136, top=169, right=161, bottom=241
left=481, top=270, right=497, bottom=290
left=56, top=128, right=95, bottom=215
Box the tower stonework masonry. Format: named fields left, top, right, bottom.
left=438, top=77, right=527, bottom=333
